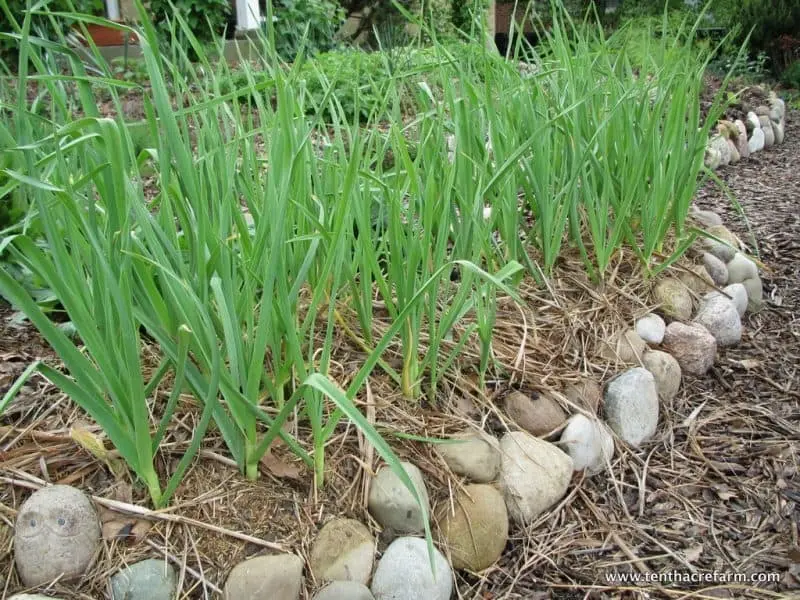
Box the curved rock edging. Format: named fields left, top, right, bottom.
left=705, top=92, right=787, bottom=169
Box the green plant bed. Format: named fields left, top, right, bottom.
left=0, top=1, right=730, bottom=513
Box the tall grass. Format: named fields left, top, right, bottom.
left=0, top=0, right=729, bottom=511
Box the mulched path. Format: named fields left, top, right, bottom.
left=0, top=106, right=798, bottom=599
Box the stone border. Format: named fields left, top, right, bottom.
left=704, top=91, right=787, bottom=169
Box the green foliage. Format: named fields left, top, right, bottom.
left=450, top=0, right=489, bottom=36
left=148, top=0, right=231, bottom=42
left=0, top=0, right=104, bottom=62
left=782, top=60, right=800, bottom=89
left=0, top=1, right=729, bottom=514
left=725, top=0, right=800, bottom=73
left=268, top=0, right=346, bottom=61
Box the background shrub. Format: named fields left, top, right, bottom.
left=0, top=0, right=104, bottom=62
left=267, top=0, right=346, bottom=61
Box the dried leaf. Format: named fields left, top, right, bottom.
left=70, top=423, right=127, bottom=479
left=99, top=506, right=152, bottom=543
left=260, top=452, right=303, bottom=480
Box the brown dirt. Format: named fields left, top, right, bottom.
left=1, top=110, right=798, bottom=599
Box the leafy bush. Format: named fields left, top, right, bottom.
left=0, top=0, right=104, bottom=62
left=726, top=0, right=800, bottom=73
left=268, top=0, right=346, bottom=61
left=148, top=0, right=231, bottom=42
left=782, top=60, right=800, bottom=89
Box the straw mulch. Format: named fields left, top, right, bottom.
left=0, top=111, right=798, bottom=599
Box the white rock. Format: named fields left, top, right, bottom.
left=702, top=252, right=728, bottom=286
left=368, top=462, right=430, bottom=535
left=642, top=350, right=682, bottom=402
left=773, top=119, right=785, bottom=145
left=726, top=252, right=758, bottom=284
left=635, top=314, right=666, bottom=345
left=759, top=116, right=775, bottom=147
left=694, top=294, right=742, bottom=347
left=742, top=276, right=764, bottom=312
left=746, top=111, right=761, bottom=132
left=706, top=283, right=748, bottom=318
left=371, top=537, right=452, bottom=600
left=559, top=414, right=614, bottom=475
left=498, top=432, right=573, bottom=524
left=436, top=433, right=501, bottom=483
left=603, top=368, right=659, bottom=447
left=662, top=322, right=717, bottom=375
left=748, top=127, right=765, bottom=153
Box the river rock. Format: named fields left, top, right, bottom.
left=742, top=276, right=764, bottom=311
left=727, top=139, right=740, bottom=163
left=662, top=322, right=717, bottom=375
left=748, top=127, right=765, bottom=153
left=504, top=391, right=567, bottom=436
left=563, top=379, right=602, bottom=414
left=635, top=314, right=666, bottom=345
left=435, top=484, right=508, bottom=571
left=314, top=581, right=375, bottom=600
left=689, top=206, right=723, bottom=228
left=559, top=414, right=614, bottom=474
left=14, top=485, right=101, bottom=586
left=759, top=116, right=775, bottom=146
left=368, top=462, right=430, bottom=536
left=498, top=432, right=573, bottom=524
left=726, top=252, right=758, bottom=284
left=717, top=283, right=748, bottom=317
left=371, top=537, right=452, bottom=600
left=437, top=433, right=501, bottom=483
left=773, top=119, right=785, bottom=144
left=678, top=264, right=715, bottom=294
left=224, top=554, right=304, bottom=600
left=709, top=134, right=731, bottom=165
left=702, top=252, right=728, bottom=286
left=599, top=329, right=647, bottom=363
left=111, top=559, right=177, bottom=600
left=745, top=111, right=761, bottom=132
left=694, top=294, right=742, bottom=347
left=702, top=225, right=738, bottom=263
left=734, top=120, right=749, bottom=158
left=653, top=278, right=693, bottom=320
left=310, top=518, right=374, bottom=584
left=642, top=350, right=682, bottom=402
left=704, top=146, right=721, bottom=170
left=603, top=368, right=659, bottom=447
left=769, top=94, right=785, bottom=121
